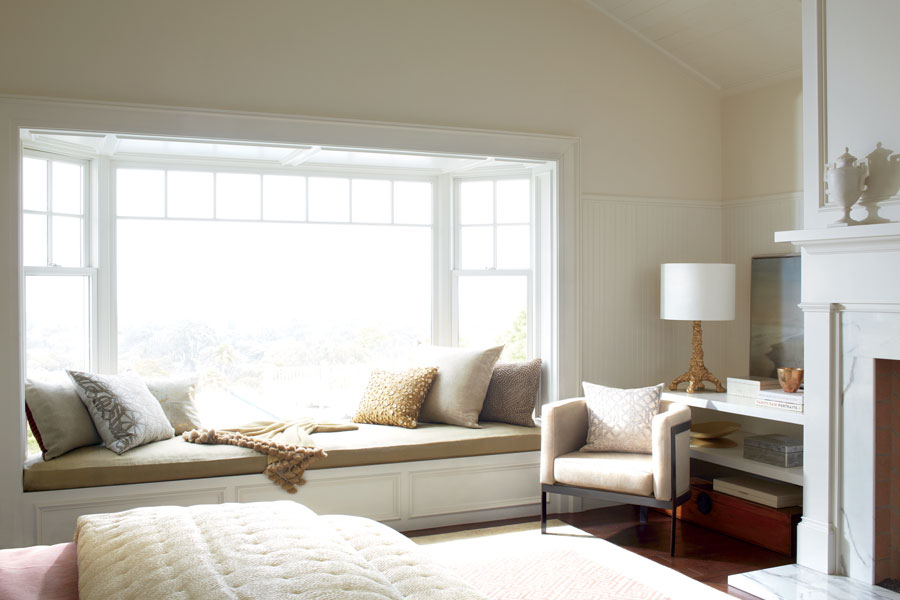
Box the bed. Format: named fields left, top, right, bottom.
left=0, top=501, right=487, bottom=600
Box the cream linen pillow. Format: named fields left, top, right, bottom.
left=416, top=345, right=503, bottom=428
left=25, top=379, right=102, bottom=459
left=67, top=370, right=175, bottom=454
left=581, top=381, right=663, bottom=454
left=145, top=376, right=203, bottom=435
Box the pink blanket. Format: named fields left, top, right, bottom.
left=0, top=542, right=78, bottom=600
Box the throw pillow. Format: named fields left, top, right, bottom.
left=67, top=370, right=175, bottom=454
left=581, top=381, right=663, bottom=454
left=352, top=367, right=439, bottom=429
left=24, top=380, right=102, bottom=460
left=145, top=376, right=203, bottom=434
left=479, top=358, right=542, bottom=427
left=415, top=345, right=503, bottom=428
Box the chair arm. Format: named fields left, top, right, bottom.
left=540, top=397, right=587, bottom=485
left=651, top=403, right=692, bottom=502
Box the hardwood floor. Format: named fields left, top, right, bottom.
left=407, top=504, right=794, bottom=599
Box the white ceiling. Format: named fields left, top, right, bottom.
left=587, top=0, right=802, bottom=94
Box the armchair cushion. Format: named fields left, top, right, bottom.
left=553, top=451, right=653, bottom=496
left=581, top=382, right=662, bottom=453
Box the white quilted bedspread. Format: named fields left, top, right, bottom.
left=75, top=501, right=487, bottom=600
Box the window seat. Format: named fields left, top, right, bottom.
left=23, top=422, right=541, bottom=492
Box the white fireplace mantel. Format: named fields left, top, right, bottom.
left=775, top=222, right=900, bottom=585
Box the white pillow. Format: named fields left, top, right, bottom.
left=67, top=370, right=175, bottom=454
left=145, top=376, right=203, bottom=435
left=581, top=381, right=663, bottom=454
left=415, top=345, right=503, bottom=428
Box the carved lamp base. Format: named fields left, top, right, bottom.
left=669, top=320, right=725, bottom=394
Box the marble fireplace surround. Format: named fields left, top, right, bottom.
left=777, top=223, right=900, bottom=585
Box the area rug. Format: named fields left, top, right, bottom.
left=414, top=520, right=732, bottom=600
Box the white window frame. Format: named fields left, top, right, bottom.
left=450, top=173, right=537, bottom=359
left=21, top=149, right=98, bottom=374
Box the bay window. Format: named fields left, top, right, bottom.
left=21, top=133, right=547, bottom=427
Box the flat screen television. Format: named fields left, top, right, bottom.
left=749, top=254, right=803, bottom=379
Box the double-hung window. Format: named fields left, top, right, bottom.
left=22, top=152, right=94, bottom=385
left=453, top=177, right=533, bottom=361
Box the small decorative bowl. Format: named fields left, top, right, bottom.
left=777, top=367, right=804, bottom=393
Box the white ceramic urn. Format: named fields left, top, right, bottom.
left=825, top=147, right=867, bottom=227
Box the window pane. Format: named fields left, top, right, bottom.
left=117, top=169, right=165, bottom=217
left=308, top=177, right=350, bottom=222
left=497, top=225, right=530, bottom=269
left=51, top=161, right=83, bottom=215
left=216, top=173, right=261, bottom=220
left=351, top=179, right=391, bottom=223
left=23, top=157, right=47, bottom=212
left=117, top=220, right=431, bottom=425
left=457, top=275, right=528, bottom=361
left=25, top=275, right=90, bottom=381
left=459, top=180, right=493, bottom=225
left=263, top=175, right=305, bottom=221
left=460, top=225, right=493, bottom=269
left=496, top=179, right=530, bottom=223
left=23, top=213, right=47, bottom=266
left=51, top=216, right=83, bottom=267
left=393, top=181, right=432, bottom=225
left=168, top=171, right=214, bottom=218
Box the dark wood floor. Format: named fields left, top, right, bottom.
left=407, top=505, right=794, bottom=599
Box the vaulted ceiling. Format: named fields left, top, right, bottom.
left=587, top=0, right=802, bottom=94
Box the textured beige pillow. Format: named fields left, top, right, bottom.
left=416, top=345, right=503, bottom=428
left=25, top=379, right=102, bottom=459
left=581, top=382, right=663, bottom=454
left=479, top=358, right=542, bottom=427
left=145, top=377, right=203, bottom=435
left=352, top=367, right=438, bottom=429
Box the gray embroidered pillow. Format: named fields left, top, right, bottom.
left=67, top=370, right=175, bottom=454
left=145, top=376, right=203, bottom=434
left=581, top=382, right=663, bottom=454
left=479, top=358, right=542, bottom=427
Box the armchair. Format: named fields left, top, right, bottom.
left=540, top=398, right=692, bottom=556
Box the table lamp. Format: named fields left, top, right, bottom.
left=660, top=263, right=735, bottom=393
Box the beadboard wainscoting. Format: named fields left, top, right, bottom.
left=581, top=192, right=802, bottom=391
left=581, top=194, right=724, bottom=389
left=721, top=192, right=804, bottom=380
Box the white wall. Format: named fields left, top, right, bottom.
left=802, top=0, right=900, bottom=227
left=720, top=78, right=804, bottom=380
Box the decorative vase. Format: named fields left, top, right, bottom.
left=824, top=147, right=867, bottom=227
left=857, top=142, right=900, bottom=224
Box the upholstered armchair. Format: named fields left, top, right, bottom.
left=540, top=397, right=692, bottom=556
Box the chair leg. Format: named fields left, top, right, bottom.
left=541, top=491, right=547, bottom=534
left=639, top=506, right=648, bottom=523
left=670, top=505, right=677, bottom=556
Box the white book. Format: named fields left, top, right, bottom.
left=757, top=389, right=804, bottom=404
left=726, top=377, right=781, bottom=399
left=755, top=398, right=804, bottom=412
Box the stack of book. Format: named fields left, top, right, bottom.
left=755, top=389, right=804, bottom=413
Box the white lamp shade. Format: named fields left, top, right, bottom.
left=660, top=263, right=735, bottom=321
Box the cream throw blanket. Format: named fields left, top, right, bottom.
left=183, top=418, right=357, bottom=492
left=75, top=501, right=488, bottom=600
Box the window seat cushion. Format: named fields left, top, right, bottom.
left=23, top=422, right=541, bottom=492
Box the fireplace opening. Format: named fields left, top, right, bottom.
left=875, top=358, right=900, bottom=592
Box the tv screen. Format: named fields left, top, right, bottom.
left=749, top=255, right=803, bottom=378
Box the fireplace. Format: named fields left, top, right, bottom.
left=770, top=222, right=900, bottom=587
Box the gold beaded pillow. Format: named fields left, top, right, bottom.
left=353, top=367, right=439, bottom=429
